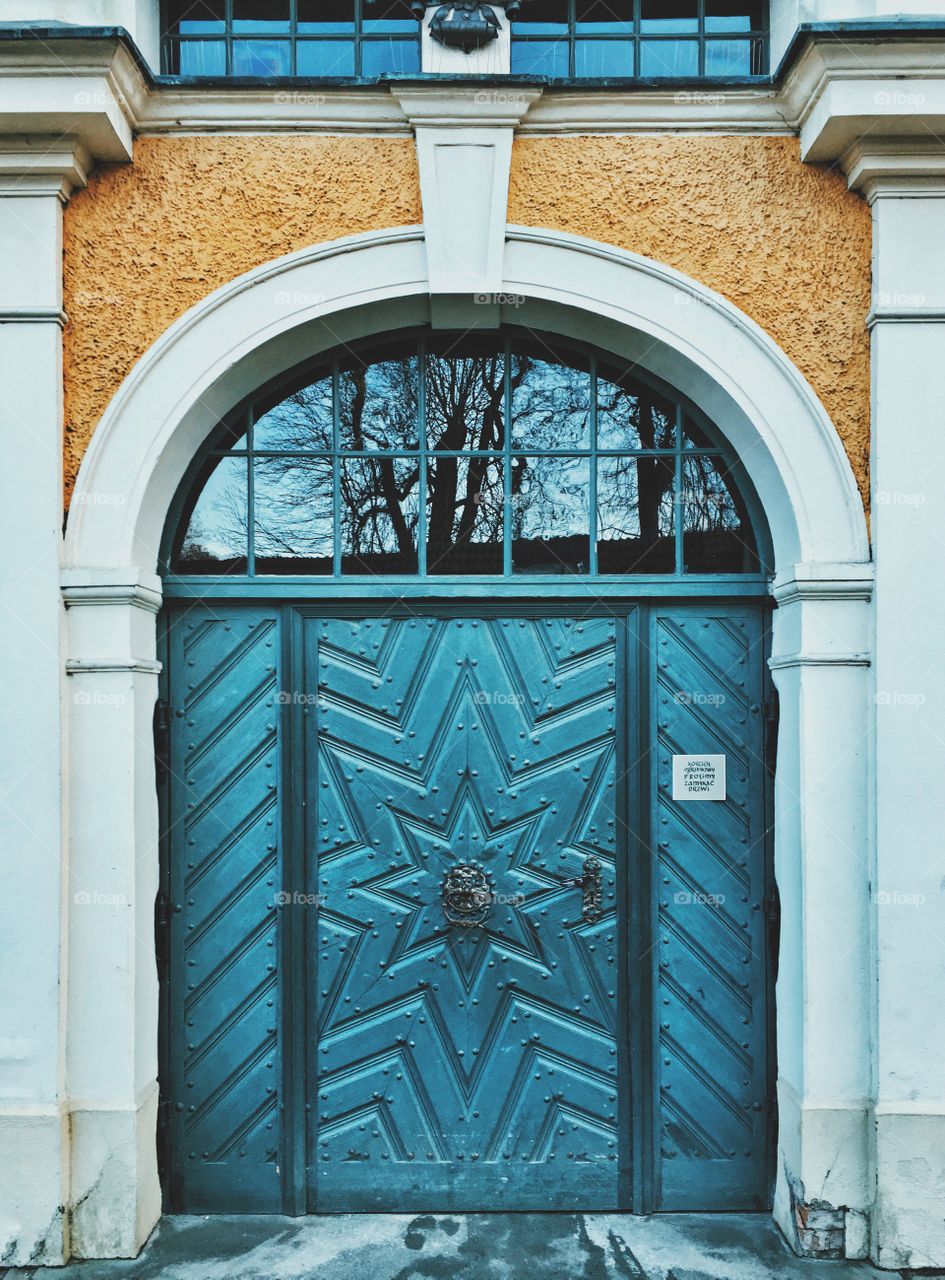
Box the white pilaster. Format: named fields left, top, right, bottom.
left=0, top=142, right=86, bottom=1268
left=846, top=144, right=945, bottom=1272
left=61, top=571, right=164, bottom=1259
left=769, top=567, right=873, bottom=1260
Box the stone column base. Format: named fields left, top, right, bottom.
left=0, top=1109, right=68, bottom=1266
left=69, top=1085, right=161, bottom=1260
left=873, top=1110, right=945, bottom=1270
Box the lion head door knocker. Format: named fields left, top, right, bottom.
left=441, top=862, right=494, bottom=928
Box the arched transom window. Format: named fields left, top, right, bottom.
left=168, top=331, right=764, bottom=580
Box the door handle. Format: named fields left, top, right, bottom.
left=574, top=855, right=603, bottom=924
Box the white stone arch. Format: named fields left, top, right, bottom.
left=61, top=226, right=873, bottom=1258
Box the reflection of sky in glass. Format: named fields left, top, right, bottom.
left=254, top=457, right=333, bottom=564
left=511, top=355, right=590, bottom=449
left=179, top=456, right=248, bottom=565
left=254, top=378, right=333, bottom=451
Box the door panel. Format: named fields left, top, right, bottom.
left=162, top=608, right=284, bottom=1212
left=651, top=607, right=771, bottom=1209
left=306, top=616, right=622, bottom=1209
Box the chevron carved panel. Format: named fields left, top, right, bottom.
left=165, top=609, right=283, bottom=1211
left=653, top=609, right=770, bottom=1210
left=309, top=616, right=621, bottom=1209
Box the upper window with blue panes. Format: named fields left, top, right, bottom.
left=160, top=0, right=768, bottom=80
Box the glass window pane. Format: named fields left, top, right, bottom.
left=576, top=0, right=632, bottom=33
left=297, top=40, right=356, bottom=73
left=510, top=40, right=570, bottom=75
left=232, top=0, right=289, bottom=32
left=361, top=38, right=421, bottom=74
left=598, top=372, right=676, bottom=451
left=575, top=39, right=634, bottom=76
left=297, top=0, right=355, bottom=30
left=511, top=0, right=568, bottom=31
left=681, top=455, right=757, bottom=572
left=682, top=414, right=717, bottom=449
left=640, top=38, right=698, bottom=75
left=177, top=40, right=227, bottom=74
left=640, top=0, right=698, bottom=33
left=253, top=456, right=334, bottom=573
left=340, top=457, right=420, bottom=574
left=232, top=39, right=291, bottom=75
left=427, top=456, right=505, bottom=575
left=426, top=343, right=506, bottom=452
left=175, top=455, right=248, bottom=573
left=339, top=354, right=419, bottom=451
left=597, top=455, right=675, bottom=573
left=705, top=38, right=753, bottom=75
left=253, top=376, right=333, bottom=451
left=510, top=347, right=590, bottom=449
left=511, top=455, right=590, bottom=574
left=705, top=1, right=764, bottom=33
left=164, top=0, right=225, bottom=29
left=363, top=0, right=417, bottom=33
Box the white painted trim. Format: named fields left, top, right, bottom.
left=65, top=225, right=868, bottom=573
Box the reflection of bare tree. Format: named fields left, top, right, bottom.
left=177, top=346, right=752, bottom=575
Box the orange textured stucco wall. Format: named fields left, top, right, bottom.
left=509, top=134, right=872, bottom=507
left=63, top=132, right=871, bottom=507
left=62, top=135, right=422, bottom=496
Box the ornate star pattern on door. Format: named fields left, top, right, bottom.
left=309, top=616, right=622, bottom=1210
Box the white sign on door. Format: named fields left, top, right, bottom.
left=672, top=754, right=726, bottom=801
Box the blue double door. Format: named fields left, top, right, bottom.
left=159, top=604, right=773, bottom=1214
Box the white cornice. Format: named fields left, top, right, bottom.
left=519, top=87, right=790, bottom=135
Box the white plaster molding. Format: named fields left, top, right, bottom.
left=140, top=86, right=412, bottom=135
left=65, top=225, right=868, bottom=574
left=519, top=87, right=789, bottom=135
left=843, top=139, right=945, bottom=202
left=391, top=87, right=540, bottom=294
left=781, top=35, right=945, bottom=162
left=0, top=36, right=139, bottom=163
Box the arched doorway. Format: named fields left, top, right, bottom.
left=61, top=228, right=871, bottom=1255
left=156, top=328, right=775, bottom=1214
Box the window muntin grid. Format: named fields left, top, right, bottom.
left=510, top=0, right=768, bottom=79
left=169, top=333, right=762, bottom=579
left=161, top=0, right=767, bottom=79
left=161, top=0, right=421, bottom=77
